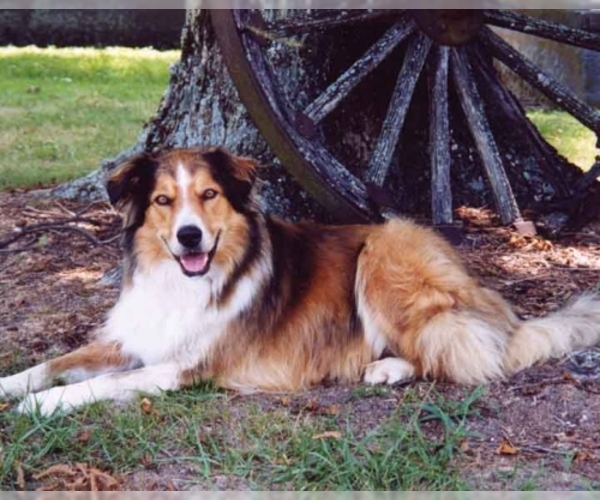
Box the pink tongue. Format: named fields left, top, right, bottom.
left=180, top=253, right=209, bottom=273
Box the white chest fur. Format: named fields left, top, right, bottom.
left=102, top=260, right=261, bottom=367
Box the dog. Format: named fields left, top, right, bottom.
left=2, top=147, right=600, bottom=415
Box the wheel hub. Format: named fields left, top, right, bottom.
left=412, top=10, right=484, bottom=46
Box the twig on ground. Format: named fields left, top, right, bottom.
left=23, top=201, right=102, bottom=219
left=20, top=210, right=104, bottom=226
left=53, top=200, right=77, bottom=217
left=22, top=206, right=65, bottom=219
left=510, top=373, right=600, bottom=395
left=519, top=444, right=574, bottom=456
left=0, top=216, right=119, bottom=253
left=0, top=236, right=38, bottom=254
left=502, top=273, right=551, bottom=285
left=549, top=265, right=600, bottom=272
left=47, top=226, right=105, bottom=246
left=508, top=376, right=570, bottom=393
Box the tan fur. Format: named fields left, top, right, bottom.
left=48, top=342, right=134, bottom=378
left=355, top=220, right=521, bottom=383
left=505, top=295, right=600, bottom=373
left=3, top=148, right=600, bottom=413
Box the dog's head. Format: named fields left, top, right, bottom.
left=107, top=147, right=259, bottom=277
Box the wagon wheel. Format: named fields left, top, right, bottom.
left=211, top=10, right=600, bottom=228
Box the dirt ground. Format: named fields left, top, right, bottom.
left=1, top=190, right=599, bottom=491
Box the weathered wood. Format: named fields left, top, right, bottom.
left=366, top=33, right=432, bottom=186
left=300, top=18, right=416, bottom=129
left=216, top=10, right=378, bottom=222
left=484, top=10, right=600, bottom=52
left=574, top=158, right=600, bottom=195
left=428, top=46, right=452, bottom=225
left=254, top=10, right=398, bottom=39
left=467, top=44, right=575, bottom=200
left=451, top=47, right=521, bottom=225
left=480, top=27, right=600, bottom=138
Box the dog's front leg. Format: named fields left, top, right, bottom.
left=0, top=341, right=138, bottom=398
left=15, top=363, right=183, bottom=416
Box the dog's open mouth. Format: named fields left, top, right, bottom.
left=179, top=252, right=210, bottom=275
left=175, top=232, right=220, bottom=277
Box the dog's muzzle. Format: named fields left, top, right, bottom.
left=168, top=226, right=220, bottom=277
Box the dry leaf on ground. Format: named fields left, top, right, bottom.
left=312, top=431, right=342, bottom=440
left=33, top=463, right=121, bottom=491
left=140, top=397, right=154, bottom=415
left=496, top=439, right=519, bottom=456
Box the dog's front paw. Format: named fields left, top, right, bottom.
left=364, top=358, right=416, bottom=385
left=0, top=365, right=49, bottom=398
left=0, top=373, right=32, bottom=399
left=15, top=387, right=70, bottom=416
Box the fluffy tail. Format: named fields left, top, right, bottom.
left=504, top=294, right=600, bottom=375
left=415, top=293, right=600, bottom=385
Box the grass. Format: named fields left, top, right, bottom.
left=0, top=46, right=597, bottom=191
left=0, top=384, right=224, bottom=490
left=0, top=383, right=480, bottom=490
left=0, top=46, right=179, bottom=190
left=527, top=109, right=598, bottom=171
left=268, top=389, right=478, bottom=491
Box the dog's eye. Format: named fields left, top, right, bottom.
left=201, top=189, right=218, bottom=201
left=155, top=195, right=172, bottom=206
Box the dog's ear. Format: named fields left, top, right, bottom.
left=202, top=147, right=259, bottom=211
left=106, top=153, right=157, bottom=227
left=106, top=153, right=156, bottom=207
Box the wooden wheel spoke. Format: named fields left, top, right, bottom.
left=429, top=46, right=452, bottom=225
left=252, top=10, right=401, bottom=39
left=484, top=10, right=600, bottom=52
left=366, top=33, right=432, bottom=187
left=480, top=27, right=600, bottom=136
left=248, top=46, right=375, bottom=219
left=468, top=45, right=572, bottom=198
left=451, top=48, right=521, bottom=225
left=298, top=18, right=416, bottom=134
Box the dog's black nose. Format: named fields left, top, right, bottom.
left=177, top=225, right=203, bottom=249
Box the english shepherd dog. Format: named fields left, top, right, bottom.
left=2, top=147, right=600, bottom=415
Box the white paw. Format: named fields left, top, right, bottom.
left=0, top=364, right=48, bottom=398
left=0, top=373, right=32, bottom=398
left=364, top=358, right=415, bottom=385
left=16, top=386, right=72, bottom=416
